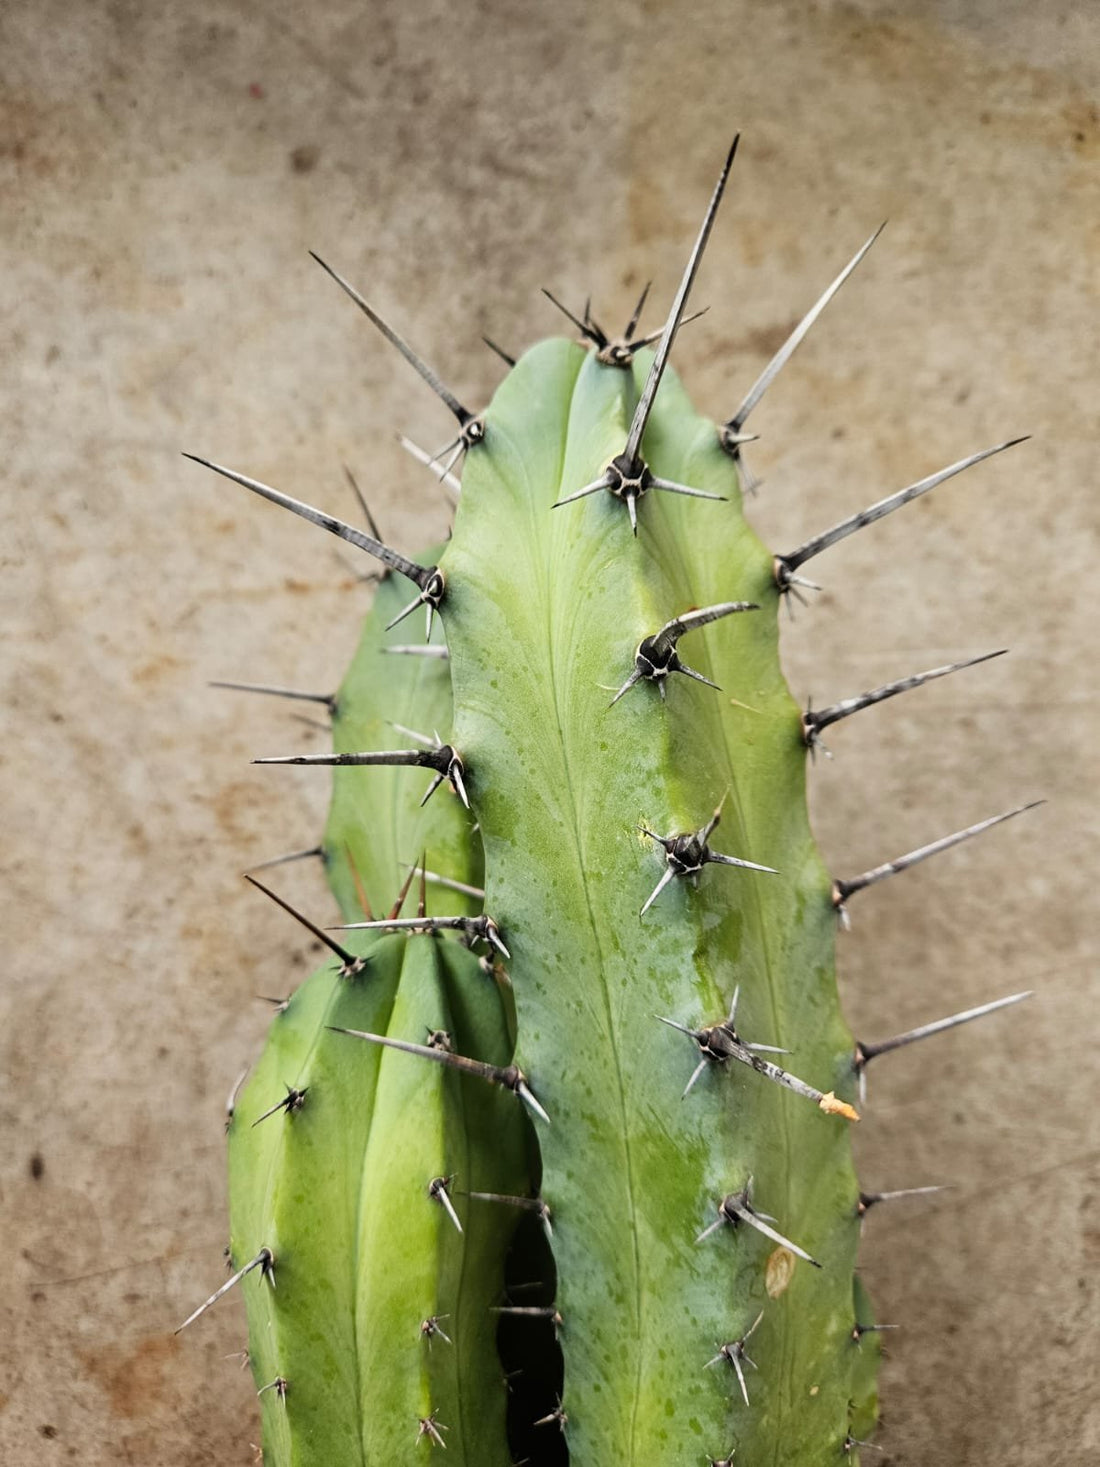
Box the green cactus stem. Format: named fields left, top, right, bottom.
left=181, top=137, right=1034, bottom=1467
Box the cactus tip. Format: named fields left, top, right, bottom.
left=244, top=873, right=368, bottom=978
left=421, top=1315, right=453, bottom=1347
left=250, top=1084, right=308, bottom=1127
left=804, top=648, right=1009, bottom=751
left=209, top=678, right=336, bottom=712
left=246, top=844, right=326, bottom=874
left=428, top=1175, right=464, bottom=1234
left=182, top=452, right=439, bottom=593
left=224, top=1065, right=249, bottom=1130
left=416, top=1412, right=450, bottom=1448
left=857, top=1184, right=949, bottom=1218
left=721, top=222, right=887, bottom=484
left=174, top=1247, right=274, bottom=1334
left=309, top=250, right=478, bottom=431
left=776, top=437, right=1029, bottom=592
left=833, top=801, right=1044, bottom=918
left=533, top=1399, right=568, bottom=1431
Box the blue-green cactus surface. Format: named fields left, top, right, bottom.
left=185, top=142, right=1033, bottom=1467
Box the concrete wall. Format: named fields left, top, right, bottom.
left=3, top=2, right=1097, bottom=1461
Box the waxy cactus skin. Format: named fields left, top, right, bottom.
left=438, top=337, right=865, bottom=1463
left=183, top=141, right=1034, bottom=1466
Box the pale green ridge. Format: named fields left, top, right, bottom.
left=229, top=939, right=389, bottom=1467
left=849, top=1274, right=882, bottom=1456
left=354, top=936, right=527, bottom=1463
left=441, top=337, right=866, bottom=1464
left=324, top=557, right=481, bottom=926
left=229, top=933, right=526, bottom=1465
left=637, top=352, right=864, bottom=1462
left=227, top=965, right=337, bottom=1465
left=229, top=565, right=525, bottom=1464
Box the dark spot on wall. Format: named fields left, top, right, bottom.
left=290, top=144, right=319, bottom=174
left=29, top=1152, right=45, bottom=1180
left=79, top=1334, right=181, bottom=1419
left=39, top=1424, right=58, bottom=1438
left=743, top=318, right=800, bottom=359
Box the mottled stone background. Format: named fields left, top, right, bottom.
left=2, top=1, right=1097, bottom=1462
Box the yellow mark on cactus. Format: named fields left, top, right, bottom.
left=765, top=1246, right=797, bottom=1299
left=820, top=1090, right=860, bottom=1122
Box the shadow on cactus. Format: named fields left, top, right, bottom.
left=180, top=136, right=1037, bottom=1464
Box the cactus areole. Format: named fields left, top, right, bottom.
left=184, top=138, right=1034, bottom=1464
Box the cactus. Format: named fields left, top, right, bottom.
left=180, top=138, right=1035, bottom=1464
